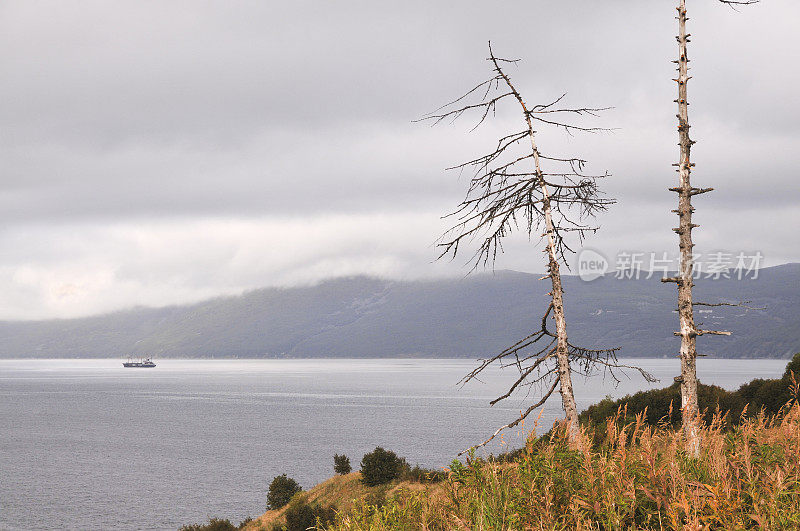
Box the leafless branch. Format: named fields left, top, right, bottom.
left=458, top=377, right=559, bottom=455
left=418, top=45, right=615, bottom=271
left=456, top=298, right=656, bottom=452
left=693, top=300, right=765, bottom=311
left=718, top=0, right=758, bottom=12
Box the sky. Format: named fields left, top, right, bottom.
left=1, top=1, right=798, bottom=320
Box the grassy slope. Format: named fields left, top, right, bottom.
left=243, top=472, right=444, bottom=531
left=239, top=402, right=800, bottom=529
left=321, top=405, right=800, bottom=530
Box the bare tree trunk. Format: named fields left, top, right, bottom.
left=547, top=254, right=581, bottom=443
left=495, top=61, right=582, bottom=446
left=671, top=0, right=701, bottom=457
left=523, top=116, right=581, bottom=445
left=664, top=0, right=755, bottom=458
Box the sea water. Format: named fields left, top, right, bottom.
left=0, top=358, right=787, bottom=530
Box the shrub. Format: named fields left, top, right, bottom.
left=738, top=378, right=788, bottom=415
left=360, top=447, right=403, bottom=486
left=782, top=352, right=800, bottom=381
left=363, top=489, right=387, bottom=509
left=333, top=453, right=351, bottom=475
left=580, top=353, right=800, bottom=433
left=400, top=463, right=446, bottom=483
left=179, top=518, right=237, bottom=531
left=267, top=474, right=302, bottom=510
left=283, top=500, right=336, bottom=531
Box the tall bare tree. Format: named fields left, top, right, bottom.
left=421, top=44, right=653, bottom=450
left=662, top=0, right=757, bottom=457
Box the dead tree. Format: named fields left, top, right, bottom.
left=420, top=43, right=654, bottom=451
left=662, top=0, right=757, bottom=458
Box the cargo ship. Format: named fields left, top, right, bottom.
left=123, top=357, right=156, bottom=368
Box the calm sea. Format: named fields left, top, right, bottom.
left=0, top=358, right=787, bottom=530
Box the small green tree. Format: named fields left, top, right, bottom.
left=360, top=447, right=403, bottom=486
left=266, top=474, right=302, bottom=510
left=333, top=453, right=351, bottom=475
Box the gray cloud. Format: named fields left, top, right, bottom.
left=0, top=0, right=797, bottom=319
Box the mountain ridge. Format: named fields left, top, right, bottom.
left=1, top=264, right=797, bottom=359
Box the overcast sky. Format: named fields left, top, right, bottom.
left=1, top=1, right=798, bottom=320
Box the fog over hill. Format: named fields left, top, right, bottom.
left=0, top=264, right=797, bottom=359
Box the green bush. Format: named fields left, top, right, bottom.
left=783, top=352, right=800, bottom=381
left=267, top=474, right=303, bottom=510
left=362, top=489, right=387, bottom=509
left=360, top=447, right=403, bottom=486
left=579, top=353, right=800, bottom=433
left=738, top=378, right=788, bottom=415
left=179, top=517, right=237, bottom=531
left=283, top=500, right=336, bottom=531
left=333, top=453, right=351, bottom=475
left=400, top=464, right=446, bottom=483
left=179, top=516, right=254, bottom=530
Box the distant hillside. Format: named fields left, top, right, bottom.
left=0, top=264, right=798, bottom=359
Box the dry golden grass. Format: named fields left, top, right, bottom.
left=328, top=400, right=800, bottom=530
